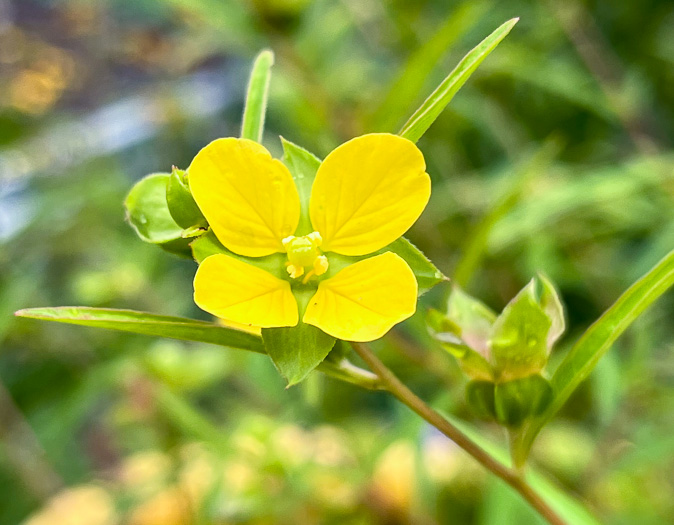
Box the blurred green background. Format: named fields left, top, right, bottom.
left=1, top=0, right=673, bottom=523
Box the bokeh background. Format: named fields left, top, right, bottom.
left=1, top=0, right=673, bottom=523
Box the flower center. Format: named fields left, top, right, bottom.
left=282, top=231, right=329, bottom=283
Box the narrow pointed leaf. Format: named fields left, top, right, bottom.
left=241, top=49, right=274, bottom=142
left=399, top=18, right=518, bottom=143
left=15, top=307, right=264, bottom=352
left=369, top=1, right=486, bottom=132
left=15, top=307, right=380, bottom=389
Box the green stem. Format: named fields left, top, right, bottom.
left=317, top=358, right=384, bottom=390
left=350, top=341, right=567, bottom=525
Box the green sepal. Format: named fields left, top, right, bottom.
left=124, top=173, right=192, bottom=257
left=380, top=237, right=445, bottom=295
left=190, top=230, right=287, bottom=279
left=490, top=280, right=551, bottom=380
left=447, top=285, right=496, bottom=356
left=494, top=374, right=553, bottom=427
left=281, top=137, right=320, bottom=236
left=262, top=288, right=336, bottom=386
left=166, top=167, right=207, bottom=230
left=324, top=339, right=351, bottom=363
left=181, top=225, right=208, bottom=239
left=465, top=380, right=497, bottom=420
left=427, top=307, right=493, bottom=380
left=330, top=237, right=445, bottom=298
left=158, top=237, right=193, bottom=258
left=537, top=273, right=565, bottom=348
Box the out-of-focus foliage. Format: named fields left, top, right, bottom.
left=1, top=0, right=672, bottom=524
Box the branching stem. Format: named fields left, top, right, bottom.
left=350, top=341, right=567, bottom=525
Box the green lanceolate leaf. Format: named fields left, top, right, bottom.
left=166, top=168, right=206, bottom=229
left=240, top=49, right=274, bottom=142
left=15, top=307, right=264, bottom=352
left=262, top=288, right=336, bottom=387
left=369, top=1, right=486, bottom=132
left=14, top=307, right=381, bottom=390
left=125, top=173, right=192, bottom=257
left=399, top=18, right=519, bottom=143
left=281, top=137, right=321, bottom=236
left=490, top=280, right=551, bottom=380
left=514, top=249, right=674, bottom=459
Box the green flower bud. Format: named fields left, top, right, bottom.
left=494, top=374, right=553, bottom=427
left=428, top=278, right=565, bottom=383
left=166, top=167, right=207, bottom=230
left=124, top=173, right=192, bottom=258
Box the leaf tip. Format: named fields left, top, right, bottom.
left=285, top=377, right=302, bottom=389
left=257, top=48, right=275, bottom=65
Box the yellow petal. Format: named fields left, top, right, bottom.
left=310, top=134, right=430, bottom=256
left=194, top=254, right=298, bottom=328
left=303, top=252, right=417, bottom=341
left=189, top=138, right=300, bottom=257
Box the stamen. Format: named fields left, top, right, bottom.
left=286, top=263, right=304, bottom=279
left=283, top=231, right=329, bottom=281
left=313, top=255, right=329, bottom=276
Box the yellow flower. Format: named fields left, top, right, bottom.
left=188, top=133, right=430, bottom=342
